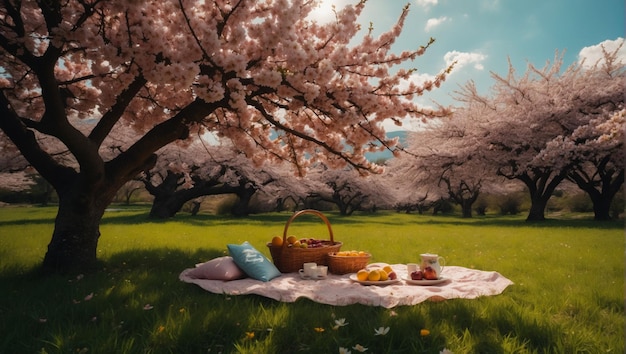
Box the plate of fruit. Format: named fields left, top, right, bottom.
left=350, top=265, right=400, bottom=286
left=405, top=267, right=448, bottom=286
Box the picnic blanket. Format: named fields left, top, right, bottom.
left=179, top=264, right=513, bottom=308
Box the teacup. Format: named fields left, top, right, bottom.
left=406, top=263, right=419, bottom=274
left=315, top=265, right=328, bottom=278
left=303, top=262, right=317, bottom=277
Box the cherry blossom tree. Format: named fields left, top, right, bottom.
left=394, top=112, right=498, bottom=218
left=538, top=109, right=624, bottom=220
left=0, top=1, right=451, bottom=272
left=532, top=45, right=625, bottom=220
left=307, top=164, right=395, bottom=215
left=456, top=47, right=624, bottom=221
left=0, top=132, right=33, bottom=188
left=383, top=150, right=439, bottom=214
left=387, top=98, right=521, bottom=218
left=0, top=170, right=36, bottom=192
left=141, top=140, right=312, bottom=218
left=0, top=135, right=48, bottom=202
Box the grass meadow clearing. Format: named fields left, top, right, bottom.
left=0, top=205, right=623, bottom=354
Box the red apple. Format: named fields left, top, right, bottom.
left=410, top=270, right=423, bottom=280
left=423, top=266, right=438, bottom=280
left=388, top=271, right=397, bottom=280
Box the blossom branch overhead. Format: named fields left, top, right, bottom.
left=1, top=0, right=450, bottom=178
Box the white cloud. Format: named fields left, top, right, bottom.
left=399, top=72, right=437, bottom=91
left=481, top=0, right=500, bottom=11
left=443, top=51, right=487, bottom=71
left=578, top=37, right=626, bottom=68
left=425, top=17, right=448, bottom=32
left=415, top=0, right=438, bottom=8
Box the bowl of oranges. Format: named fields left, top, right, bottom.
left=327, top=250, right=371, bottom=274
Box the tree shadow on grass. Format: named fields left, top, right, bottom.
left=2, top=204, right=622, bottom=231
left=0, top=217, right=56, bottom=227
left=99, top=210, right=624, bottom=231
left=408, top=215, right=625, bottom=230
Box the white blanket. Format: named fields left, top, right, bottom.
left=179, top=265, right=514, bottom=308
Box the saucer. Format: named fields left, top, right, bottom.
left=403, top=277, right=448, bottom=286
left=298, top=269, right=327, bottom=280
left=349, top=274, right=401, bottom=286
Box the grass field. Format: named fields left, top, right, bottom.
left=0, top=206, right=623, bottom=353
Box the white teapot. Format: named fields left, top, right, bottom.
left=420, top=253, right=445, bottom=279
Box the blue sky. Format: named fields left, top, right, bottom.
left=310, top=0, right=625, bottom=129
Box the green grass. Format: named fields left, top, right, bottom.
left=0, top=206, right=623, bottom=353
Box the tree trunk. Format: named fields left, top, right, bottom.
left=42, top=187, right=110, bottom=273
left=190, top=201, right=201, bottom=216
left=149, top=195, right=185, bottom=218
left=517, top=170, right=566, bottom=222
left=145, top=171, right=235, bottom=219
left=231, top=187, right=255, bottom=217
left=456, top=193, right=478, bottom=218
left=590, top=193, right=613, bottom=221
left=443, top=178, right=479, bottom=218
left=568, top=165, right=624, bottom=221
left=461, top=201, right=473, bottom=218
left=526, top=196, right=548, bottom=221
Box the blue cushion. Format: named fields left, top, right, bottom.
left=227, top=242, right=281, bottom=282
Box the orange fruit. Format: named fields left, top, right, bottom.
left=383, top=265, right=393, bottom=274
left=367, top=269, right=381, bottom=281
left=271, top=236, right=283, bottom=247
left=293, top=240, right=301, bottom=247
left=379, top=270, right=389, bottom=281
left=286, top=235, right=297, bottom=244
left=357, top=269, right=369, bottom=281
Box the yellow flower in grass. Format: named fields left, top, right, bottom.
left=420, top=329, right=430, bottom=337
left=157, top=325, right=165, bottom=333
left=314, top=327, right=325, bottom=332
left=245, top=331, right=255, bottom=340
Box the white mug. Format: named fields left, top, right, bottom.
left=303, top=262, right=317, bottom=276
left=316, top=265, right=328, bottom=278
left=407, top=263, right=419, bottom=274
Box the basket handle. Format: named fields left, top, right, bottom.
left=282, top=209, right=335, bottom=249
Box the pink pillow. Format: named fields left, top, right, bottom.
left=187, top=256, right=246, bottom=280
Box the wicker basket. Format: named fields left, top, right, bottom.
left=327, top=252, right=371, bottom=274
left=267, top=209, right=342, bottom=273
